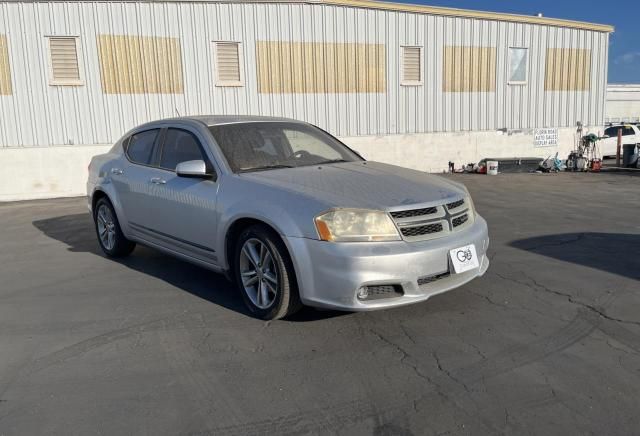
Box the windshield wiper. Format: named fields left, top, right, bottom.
left=316, top=159, right=348, bottom=165
left=238, top=164, right=294, bottom=173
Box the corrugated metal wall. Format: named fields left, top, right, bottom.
left=0, top=1, right=609, bottom=147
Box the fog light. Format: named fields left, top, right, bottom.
left=357, top=287, right=369, bottom=300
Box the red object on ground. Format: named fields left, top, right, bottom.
left=477, top=165, right=487, bottom=174
left=590, top=159, right=602, bottom=172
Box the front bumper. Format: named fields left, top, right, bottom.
left=286, top=215, right=490, bottom=311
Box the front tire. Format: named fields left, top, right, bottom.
left=234, top=225, right=302, bottom=320
left=93, top=197, right=136, bottom=257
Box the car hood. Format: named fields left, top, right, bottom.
left=239, top=161, right=467, bottom=210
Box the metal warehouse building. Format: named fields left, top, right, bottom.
left=606, top=84, right=640, bottom=123
left=0, top=0, right=613, bottom=200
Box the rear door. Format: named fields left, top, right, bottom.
left=111, top=128, right=163, bottom=231
left=136, top=127, right=220, bottom=264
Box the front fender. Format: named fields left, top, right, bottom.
left=217, top=201, right=312, bottom=269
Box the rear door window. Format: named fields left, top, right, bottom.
left=159, top=128, right=207, bottom=171
left=126, top=129, right=160, bottom=165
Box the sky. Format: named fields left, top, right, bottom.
left=405, top=0, right=639, bottom=84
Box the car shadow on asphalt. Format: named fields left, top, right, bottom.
left=32, top=213, right=347, bottom=322
left=510, top=233, right=640, bottom=281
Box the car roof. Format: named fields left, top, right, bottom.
left=139, top=115, right=305, bottom=129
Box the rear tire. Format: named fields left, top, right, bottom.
left=93, top=197, right=136, bottom=257
left=234, top=225, right=302, bottom=320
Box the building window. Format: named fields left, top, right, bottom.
left=401, top=46, right=422, bottom=86
left=214, top=41, right=243, bottom=87
left=508, top=48, right=528, bottom=84
left=48, top=36, right=82, bottom=86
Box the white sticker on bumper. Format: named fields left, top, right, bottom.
left=449, top=244, right=480, bottom=274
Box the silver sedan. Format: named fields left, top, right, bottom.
left=87, top=116, right=490, bottom=319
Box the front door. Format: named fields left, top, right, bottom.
left=137, top=127, right=219, bottom=265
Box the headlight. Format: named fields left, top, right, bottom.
left=314, top=209, right=401, bottom=242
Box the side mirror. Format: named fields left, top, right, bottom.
left=176, top=160, right=213, bottom=179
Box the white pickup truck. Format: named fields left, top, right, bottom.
left=600, top=124, right=640, bottom=157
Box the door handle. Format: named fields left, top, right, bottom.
left=150, top=177, right=166, bottom=185
left=110, top=168, right=124, bottom=175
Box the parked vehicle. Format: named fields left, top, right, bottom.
left=600, top=124, right=640, bottom=157
left=87, top=116, right=490, bottom=319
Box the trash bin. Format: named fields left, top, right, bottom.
left=622, top=144, right=637, bottom=167
left=487, top=160, right=499, bottom=175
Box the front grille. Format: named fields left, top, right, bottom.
left=418, top=271, right=450, bottom=286
left=400, top=223, right=443, bottom=237
left=360, top=285, right=403, bottom=301
left=446, top=199, right=465, bottom=210
left=389, top=197, right=473, bottom=242
left=390, top=207, right=437, bottom=219
left=452, top=213, right=469, bottom=228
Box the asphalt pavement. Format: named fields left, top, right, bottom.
left=0, top=172, right=639, bottom=435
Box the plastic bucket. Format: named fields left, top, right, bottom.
left=487, top=160, right=499, bottom=175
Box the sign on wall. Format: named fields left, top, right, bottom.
left=534, top=128, right=559, bottom=147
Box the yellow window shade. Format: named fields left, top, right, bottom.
left=256, top=41, right=386, bottom=94
left=97, top=35, right=184, bottom=94
left=544, top=48, right=591, bottom=91
left=443, top=46, right=496, bottom=92
left=0, top=35, right=11, bottom=95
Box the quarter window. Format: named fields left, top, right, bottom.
left=508, top=47, right=528, bottom=84
left=126, top=129, right=159, bottom=165
left=160, top=129, right=206, bottom=170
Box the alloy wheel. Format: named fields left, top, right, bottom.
left=239, top=238, right=278, bottom=309
left=96, top=204, right=117, bottom=251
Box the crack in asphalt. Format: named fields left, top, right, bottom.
left=366, top=328, right=501, bottom=434
left=495, top=269, right=640, bottom=327
left=367, top=329, right=436, bottom=386
left=431, top=351, right=471, bottom=393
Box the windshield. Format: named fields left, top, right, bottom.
left=208, top=122, right=363, bottom=172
